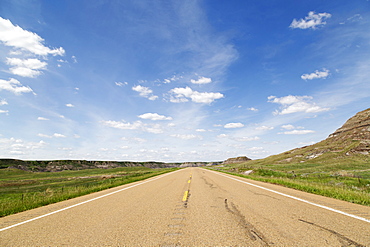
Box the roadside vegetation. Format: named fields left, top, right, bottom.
left=0, top=167, right=177, bottom=217
left=211, top=159, right=370, bottom=206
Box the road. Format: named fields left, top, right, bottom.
left=1, top=167, right=369, bottom=246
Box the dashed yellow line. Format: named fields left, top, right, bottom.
left=182, top=190, right=189, bottom=202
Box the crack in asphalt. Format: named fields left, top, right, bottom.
left=224, top=199, right=270, bottom=246
left=298, top=219, right=365, bottom=247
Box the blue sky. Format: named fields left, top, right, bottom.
left=0, top=0, right=369, bottom=162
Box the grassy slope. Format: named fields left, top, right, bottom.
left=213, top=144, right=370, bottom=206
left=0, top=167, right=177, bottom=217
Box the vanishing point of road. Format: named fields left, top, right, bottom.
left=1, top=167, right=369, bottom=246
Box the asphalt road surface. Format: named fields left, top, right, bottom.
left=1, top=167, right=369, bottom=246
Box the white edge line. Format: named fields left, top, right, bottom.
left=209, top=169, right=370, bottom=224
left=0, top=169, right=182, bottom=232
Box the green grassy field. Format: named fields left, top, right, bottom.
left=212, top=160, right=370, bottom=206
left=0, top=167, right=177, bottom=217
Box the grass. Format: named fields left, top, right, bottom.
left=0, top=167, right=178, bottom=217
left=210, top=162, right=370, bottom=206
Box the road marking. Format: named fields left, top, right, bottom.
left=210, top=170, right=370, bottom=224
left=182, top=190, right=189, bottom=202
left=188, top=180, right=191, bottom=183
left=0, top=169, right=183, bottom=232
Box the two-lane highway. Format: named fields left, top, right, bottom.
left=1, top=168, right=369, bottom=246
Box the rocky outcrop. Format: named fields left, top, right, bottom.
left=222, top=156, right=251, bottom=164
left=327, top=108, right=370, bottom=155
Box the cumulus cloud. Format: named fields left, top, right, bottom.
left=138, top=113, right=172, bottom=121
left=0, top=138, right=46, bottom=155
left=301, top=68, right=329, bottom=80
left=268, top=95, right=329, bottom=115
left=101, top=120, right=163, bottom=134
left=0, top=78, right=34, bottom=95
left=224, top=122, right=244, bottom=129
left=38, top=133, right=66, bottom=138
left=102, top=120, right=143, bottom=130
left=0, top=99, right=8, bottom=106
left=37, top=117, right=49, bottom=121
left=290, top=11, right=332, bottom=29
left=115, top=81, right=128, bottom=87
left=234, top=136, right=260, bottom=142
left=0, top=17, right=65, bottom=56
left=190, top=76, right=212, bottom=84
left=281, top=124, right=295, bottom=130
left=71, top=56, right=77, bottom=63
left=170, top=134, right=201, bottom=140
left=169, top=86, right=223, bottom=104
left=132, top=85, right=158, bottom=100
left=196, top=129, right=206, bottom=132
left=0, top=110, right=9, bottom=114
left=255, top=126, right=274, bottom=131
left=66, top=103, right=74, bottom=107
left=6, top=58, right=47, bottom=78
left=163, top=75, right=182, bottom=84
left=247, top=107, right=258, bottom=112
left=279, top=129, right=315, bottom=135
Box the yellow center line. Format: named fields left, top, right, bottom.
left=182, top=190, right=189, bottom=202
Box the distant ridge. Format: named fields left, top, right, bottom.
left=0, top=159, right=221, bottom=172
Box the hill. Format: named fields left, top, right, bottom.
left=242, top=108, right=370, bottom=168
left=216, top=109, right=370, bottom=205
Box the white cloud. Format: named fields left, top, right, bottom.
left=0, top=17, right=65, bottom=56
left=6, top=58, right=47, bottom=78
left=170, top=134, right=201, bottom=140
left=190, top=76, right=212, bottom=84
left=148, top=95, right=159, bottom=101
left=163, top=75, right=182, bottom=84
left=217, top=134, right=228, bottom=138
left=37, top=117, right=49, bottom=121
left=101, top=120, right=163, bottom=134
left=71, top=56, right=77, bottom=63
left=115, top=81, right=128, bottom=87
left=66, top=103, right=74, bottom=107
left=196, top=129, right=206, bottom=132
left=132, top=85, right=158, bottom=100
left=0, top=110, right=9, bottom=114
left=301, top=68, right=329, bottom=80
left=234, top=136, right=260, bottom=142
left=224, top=122, right=244, bottom=129
left=102, top=120, right=143, bottom=130
left=290, top=11, right=332, bottom=30
left=247, top=107, right=258, bottom=112
left=138, top=113, right=172, bottom=121
left=279, top=130, right=315, bottom=135
left=281, top=124, right=295, bottom=130
left=255, top=126, right=274, bottom=131
left=53, top=133, right=66, bottom=138
left=169, top=86, right=223, bottom=104
left=268, top=95, right=329, bottom=115
left=0, top=99, right=8, bottom=106
left=0, top=78, right=34, bottom=95
left=38, top=133, right=66, bottom=138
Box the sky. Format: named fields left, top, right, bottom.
left=0, top=0, right=369, bottom=162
